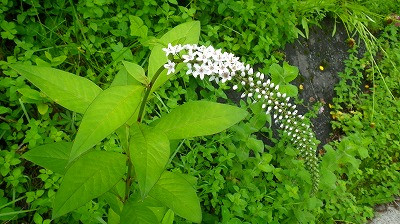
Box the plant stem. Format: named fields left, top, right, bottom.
left=124, top=62, right=168, bottom=201
left=136, top=64, right=167, bottom=122
left=124, top=155, right=133, bottom=202
left=124, top=124, right=132, bottom=202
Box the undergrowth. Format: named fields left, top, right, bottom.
left=0, top=0, right=399, bottom=223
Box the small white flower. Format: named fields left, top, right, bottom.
left=220, top=68, right=231, bottom=83
left=196, top=51, right=209, bottom=62
left=162, top=43, right=177, bottom=56
left=193, top=63, right=209, bottom=80
left=186, top=63, right=193, bottom=75
left=233, top=85, right=238, bottom=90
left=164, top=60, right=176, bottom=75
left=248, top=68, right=253, bottom=75
left=182, top=51, right=195, bottom=63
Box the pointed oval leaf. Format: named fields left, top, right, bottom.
left=9, top=64, right=102, bottom=113
left=120, top=199, right=159, bottom=224
left=110, top=67, right=142, bottom=87
left=70, top=85, right=144, bottom=162
left=161, top=209, right=174, bottom=224
left=148, top=21, right=200, bottom=90
left=22, top=142, right=72, bottom=174
left=155, top=101, right=248, bottom=140
left=149, top=171, right=201, bottom=223
left=122, top=61, right=148, bottom=85
left=52, top=151, right=126, bottom=219
left=130, top=123, right=170, bottom=197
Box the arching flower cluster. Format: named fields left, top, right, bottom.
left=162, top=43, right=320, bottom=192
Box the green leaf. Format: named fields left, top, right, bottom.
left=107, top=208, right=120, bottom=224
left=122, top=61, right=149, bottom=85
left=320, top=168, right=337, bottom=190
left=269, top=63, right=283, bottom=84
left=301, top=17, right=309, bottom=39
left=120, top=198, right=159, bottom=224
left=279, top=84, right=298, bottom=97
left=149, top=171, right=201, bottom=223
left=162, top=209, right=174, bottom=224
left=37, top=103, right=48, bottom=115
left=53, top=151, right=126, bottom=219
left=110, top=67, right=141, bottom=87
left=22, top=142, right=72, bottom=174
left=246, top=138, right=264, bottom=153
left=283, top=62, right=298, bottom=82
left=358, top=147, right=369, bottom=159
left=9, top=64, right=102, bottom=113
left=148, top=21, right=200, bottom=91
left=70, top=85, right=144, bottom=162
left=130, top=123, right=170, bottom=197
left=155, top=101, right=248, bottom=140
left=129, top=15, right=148, bottom=38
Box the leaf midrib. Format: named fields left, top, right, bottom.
left=72, top=87, right=142, bottom=158
left=159, top=111, right=245, bottom=134
left=54, top=158, right=122, bottom=217
left=16, top=66, right=100, bottom=108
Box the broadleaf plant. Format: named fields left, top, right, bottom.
left=11, top=21, right=248, bottom=223
left=11, top=20, right=321, bottom=223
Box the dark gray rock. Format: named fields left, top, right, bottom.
left=284, top=18, right=350, bottom=146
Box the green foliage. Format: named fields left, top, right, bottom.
left=269, top=62, right=299, bottom=96
left=1, top=0, right=399, bottom=223
left=5, top=19, right=250, bottom=223
left=123, top=60, right=149, bottom=85
left=52, top=151, right=126, bottom=219
left=149, top=171, right=202, bottom=223
left=22, top=142, right=72, bottom=174
left=70, top=85, right=144, bottom=161
left=155, top=101, right=248, bottom=140
left=9, top=64, right=102, bottom=114
left=130, top=123, right=170, bottom=197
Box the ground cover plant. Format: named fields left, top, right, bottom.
left=0, top=0, right=399, bottom=223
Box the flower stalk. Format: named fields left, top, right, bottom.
left=162, top=43, right=320, bottom=192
